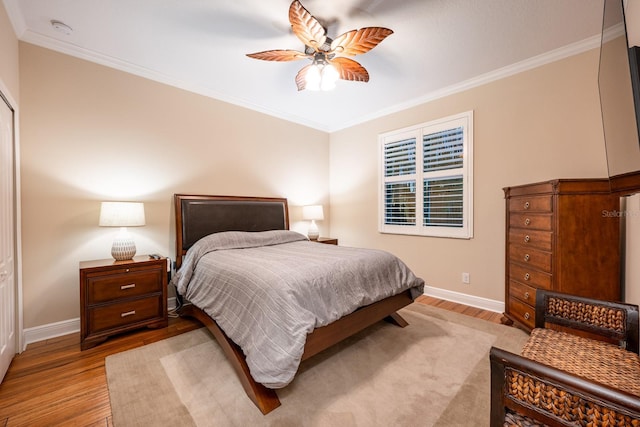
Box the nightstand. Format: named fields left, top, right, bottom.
left=79, top=256, right=168, bottom=350
left=314, top=237, right=338, bottom=245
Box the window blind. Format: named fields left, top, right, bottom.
left=384, top=138, right=416, bottom=177
left=384, top=181, right=416, bottom=225
left=423, top=127, right=464, bottom=172
left=423, top=177, right=463, bottom=227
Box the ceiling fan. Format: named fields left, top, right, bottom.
left=246, top=0, right=393, bottom=91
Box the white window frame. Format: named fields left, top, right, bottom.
left=378, top=111, right=473, bottom=239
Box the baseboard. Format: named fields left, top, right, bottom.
left=21, top=297, right=179, bottom=351
left=423, top=286, right=505, bottom=314
left=22, top=318, right=80, bottom=350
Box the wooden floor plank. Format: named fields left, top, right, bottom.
left=0, top=297, right=501, bottom=425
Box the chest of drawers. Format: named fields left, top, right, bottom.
left=503, top=179, right=621, bottom=330
left=80, top=256, right=168, bottom=350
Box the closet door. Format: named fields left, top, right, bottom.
left=0, top=92, right=15, bottom=382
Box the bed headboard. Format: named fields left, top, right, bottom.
left=173, top=194, right=289, bottom=268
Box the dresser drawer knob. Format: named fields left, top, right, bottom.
left=524, top=312, right=530, bottom=320
left=120, top=284, right=136, bottom=290
left=524, top=254, right=530, bottom=262
left=125, top=269, right=130, bottom=273
left=524, top=218, right=531, bottom=226
left=524, top=235, right=530, bottom=243
left=524, top=201, right=530, bottom=210
left=524, top=292, right=530, bottom=300
left=121, top=310, right=136, bottom=318
left=524, top=273, right=530, bottom=281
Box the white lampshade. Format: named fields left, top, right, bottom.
left=302, top=205, right=324, bottom=240
left=99, top=202, right=146, bottom=227
left=302, top=205, right=324, bottom=221
left=99, top=202, right=145, bottom=260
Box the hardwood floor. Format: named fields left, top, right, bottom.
left=0, top=298, right=501, bottom=426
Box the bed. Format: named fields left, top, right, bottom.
left=171, top=194, right=425, bottom=414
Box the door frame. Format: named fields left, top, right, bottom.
left=0, top=78, right=23, bottom=355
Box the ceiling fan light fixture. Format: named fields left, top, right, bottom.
left=306, top=56, right=339, bottom=91
left=305, top=64, right=322, bottom=90
left=320, top=63, right=339, bottom=91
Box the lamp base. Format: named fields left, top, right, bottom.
left=111, top=236, right=137, bottom=260
left=307, top=220, right=319, bottom=241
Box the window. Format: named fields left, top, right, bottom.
left=379, top=111, right=473, bottom=238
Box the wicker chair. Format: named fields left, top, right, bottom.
left=490, top=290, right=640, bottom=427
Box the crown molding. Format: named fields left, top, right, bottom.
left=17, top=26, right=602, bottom=134
left=333, top=33, right=604, bottom=132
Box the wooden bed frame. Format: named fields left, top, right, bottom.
left=173, top=194, right=415, bottom=414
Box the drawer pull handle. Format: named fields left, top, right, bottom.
left=524, top=292, right=530, bottom=300
left=524, top=273, right=530, bottom=281
left=121, top=284, right=136, bottom=290
left=524, top=235, right=530, bottom=243
left=121, top=310, right=136, bottom=318
left=524, top=218, right=531, bottom=226
left=524, top=312, right=530, bottom=320
left=524, top=254, right=530, bottom=262
left=524, top=201, right=530, bottom=210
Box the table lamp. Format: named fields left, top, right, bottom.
left=99, top=201, right=146, bottom=260
left=302, top=205, right=324, bottom=240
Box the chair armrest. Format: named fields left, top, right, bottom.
left=535, top=290, right=639, bottom=353
left=490, top=347, right=640, bottom=427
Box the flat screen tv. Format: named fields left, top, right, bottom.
left=599, top=0, right=640, bottom=178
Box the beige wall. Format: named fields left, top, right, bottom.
left=19, top=43, right=330, bottom=328
left=0, top=3, right=19, bottom=100
left=329, top=48, right=608, bottom=303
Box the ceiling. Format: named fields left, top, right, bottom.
left=3, top=0, right=607, bottom=132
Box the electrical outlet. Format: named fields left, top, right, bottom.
left=462, top=272, right=470, bottom=284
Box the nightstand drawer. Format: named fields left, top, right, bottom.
left=88, top=295, right=164, bottom=333
left=87, top=270, right=163, bottom=304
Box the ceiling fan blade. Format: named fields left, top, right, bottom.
left=289, top=0, right=327, bottom=51
left=246, top=49, right=308, bottom=61
left=330, top=27, right=393, bottom=57
left=330, top=57, right=369, bottom=82
left=295, top=64, right=313, bottom=91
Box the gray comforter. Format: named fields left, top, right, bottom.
left=172, top=230, right=425, bottom=389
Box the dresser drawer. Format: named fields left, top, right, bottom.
left=508, top=280, right=537, bottom=306
left=508, top=297, right=535, bottom=330
left=509, top=263, right=552, bottom=289
left=509, top=212, right=552, bottom=231
left=508, top=245, right=552, bottom=273
left=87, top=269, right=163, bottom=304
left=508, top=195, right=552, bottom=213
left=88, top=295, right=164, bottom=333
left=508, top=229, right=552, bottom=251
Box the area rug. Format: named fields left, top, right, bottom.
left=106, top=303, right=528, bottom=426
